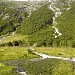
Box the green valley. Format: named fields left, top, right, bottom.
left=0, top=0, right=75, bottom=75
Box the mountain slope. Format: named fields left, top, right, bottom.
left=56, top=2, right=75, bottom=47
left=29, top=1, right=75, bottom=47
left=16, top=4, right=54, bottom=34
left=0, top=2, right=28, bottom=35
left=0, top=1, right=45, bottom=36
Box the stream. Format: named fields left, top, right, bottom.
left=49, top=0, right=64, bottom=38
left=34, top=52, right=75, bottom=62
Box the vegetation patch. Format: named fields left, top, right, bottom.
left=16, top=4, right=54, bottom=34
left=0, top=47, right=38, bottom=61
left=0, top=34, right=29, bottom=47
left=56, top=2, right=75, bottom=47
left=0, top=62, right=17, bottom=75
left=18, top=58, right=74, bottom=75
left=35, top=47, right=75, bottom=58
left=0, top=2, right=28, bottom=35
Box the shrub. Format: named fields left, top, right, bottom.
left=13, top=41, right=19, bottom=46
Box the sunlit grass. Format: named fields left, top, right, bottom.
left=0, top=47, right=38, bottom=61
left=0, top=62, right=17, bottom=75
left=0, top=34, right=28, bottom=43
left=35, top=47, right=75, bottom=58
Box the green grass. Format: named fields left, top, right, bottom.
left=0, top=62, right=17, bottom=75
left=0, top=34, right=29, bottom=47
left=0, top=47, right=74, bottom=75
left=1, top=58, right=74, bottom=75
left=35, top=47, right=75, bottom=58
left=0, top=34, right=28, bottom=43
left=18, top=58, right=74, bottom=75
left=0, top=47, right=38, bottom=61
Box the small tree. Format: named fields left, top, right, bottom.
left=71, top=40, right=75, bottom=48
left=13, top=41, right=19, bottom=46
left=28, top=49, right=32, bottom=54
left=8, top=42, right=13, bottom=46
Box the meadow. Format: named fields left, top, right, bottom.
left=35, top=47, right=75, bottom=58
left=0, top=34, right=28, bottom=43
left=0, top=47, right=38, bottom=61
left=0, top=62, right=17, bottom=75
left=0, top=34, right=29, bottom=47
left=0, top=46, right=38, bottom=75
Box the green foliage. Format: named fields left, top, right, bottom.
left=7, top=42, right=13, bottom=46
left=18, top=59, right=74, bottom=75
left=29, top=27, right=54, bottom=46
left=56, top=2, right=75, bottom=47
left=0, top=2, right=28, bottom=35
left=0, top=63, right=17, bottom=75
left=71, top=40, right=75, bottom=48
left=13, top=41, right=19, bottom=46
left=0, top=40, right=29, bottom=47
left=0, top=34, right=29, bottom=47
left=16, top=4, right=54, bottom=34
left=29, top=1, right=75, bottom=47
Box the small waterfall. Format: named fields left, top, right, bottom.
left=49, top=0, right=73, bottom=38
left=52, top=17, right=57, bottom=25
left=52, top=26, right=62, bottom=38
left=49, top=1, right=62, bottom=38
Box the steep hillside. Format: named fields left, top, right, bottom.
left=16, top=0, right=75, bottom=47
left=25, top=0, right=75, bottom=47
left=0, top=2, right=28, bottom=35
left=56, top=2, right=75, bottom=47
left=16, top=4, right=54, bottom=34
left=0, top=1, right=45, bottom=36
left=29, top=1, right=75, bottom=47
left=16, top=3, right=55, bottom=46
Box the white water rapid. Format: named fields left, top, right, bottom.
left=49, top=0, right=63, bottom=38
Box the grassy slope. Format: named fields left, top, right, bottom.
left=17, top=3, right=55, bottom=46
left=0, top=34, right=29, bottom=47
left=0, top=34, right=28, bottom=43
left=56, top=2, right=75, bottom=47
left=0, top=63, right=17, bottom=75
left=29, top=27, right=54, bottom=46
